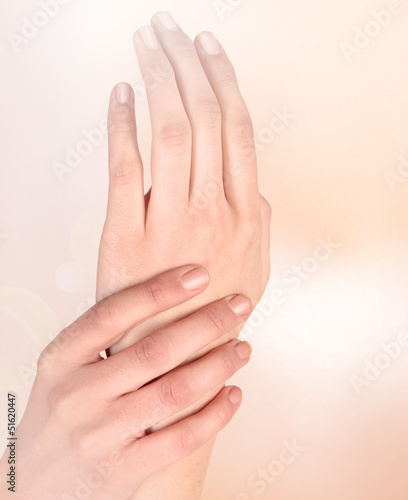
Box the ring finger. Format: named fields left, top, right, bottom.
left=110, top=339, right=251, bottom=440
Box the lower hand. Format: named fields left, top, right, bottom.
left=0, top=266, right=252, bottom=500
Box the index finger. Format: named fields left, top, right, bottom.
left=44, top=266, right=210, bottom=365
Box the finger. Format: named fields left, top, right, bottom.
left=108, top=340, right=250, bottom=438
left=133, top=26, right=191, bottom=209
left=49, top=266, right=210, bottom=364
left=260, top=195, right=272, bottom=291
left=150, top=12, right=224, bottom=200
left=106, top=83, right=145, bottom=238
left=94, top=294, right=253, bottom=396
left=194, top=32, right=259, bottom=213
left=123, top=386, right=242, bottom=481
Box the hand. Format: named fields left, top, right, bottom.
left=97, top=13, right=271, bottom=361
left=0, top=267, right=252, bottom=500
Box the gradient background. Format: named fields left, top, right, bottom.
left=1, top=1, right=408, bottom=499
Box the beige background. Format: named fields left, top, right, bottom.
left=1, top=0, right=408, bottom=499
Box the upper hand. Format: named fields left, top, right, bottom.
left=97, top=12, right=271, bottom=356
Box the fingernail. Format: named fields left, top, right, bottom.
left=115, top=83, right=130, bottom=104
left=138, top=26, right=159, bottom=49
left=180, top=267, right=209, bottom=291
left=198, top=32, right=220, bottom=55
left=228, top=386, right=242, bottom=406
left=227, top=295, right=252, bottom=316
left=235, top=341, right=252, bottom=360
left=156, top=11, right=178, bottom=31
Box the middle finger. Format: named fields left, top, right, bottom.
left=90, top=294, right=252, bottom=397
left=151, top=12, right=224, bottom=201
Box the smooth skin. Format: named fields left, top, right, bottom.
left=0, top=267, right=253, bottom=500
left=97, top=11, right=271, bottom=500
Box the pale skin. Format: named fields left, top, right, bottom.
left=97, top=11, right=271, bottom=500
left=0, top=267, right=254, bottom=499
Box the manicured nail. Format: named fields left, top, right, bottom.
left=115, top=83, right=130, bottom=104
left=198, top=32, right=220, bottom=55
left=228, top=386, right=242, bottom=405
left=156, top=11, right=178, bottom=31
left=138, top=26, right=159, bottom=49
left=180, top=267, right=209, bottom=291
left=235, top=341, right=252, bottom=361
left=227, top=295, right=252, bottom=316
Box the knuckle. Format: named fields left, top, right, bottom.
left=219, top=350, right=236, bottom=373
left=196, top=97, right=221, bottom=128
left=111, top=158, right=139, bottom=186
left=89, top=297, right=114, bottom=331
left=134, top=335, right=168, bottom=368
left=173, top=426, right=199, bottom=454
left=158, top=375, right=189, bottom=409
left=107, top=117, right=135, bottom=136
left=228, top=115, right=255, bottom=152
left=209, top=405, right=228, bottom=429
left=158, top=120, right=192, bottom=151
left=217, top=62, right=237, bottom=85
left=145, top=278, right=166, bottom=305
left=202, top=306, right=227, bottom=334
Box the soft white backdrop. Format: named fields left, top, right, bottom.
left=1, top=1, right=408, bottom=499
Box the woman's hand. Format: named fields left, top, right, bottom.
left=97, top=12, right=271, bottom=361
left=0, top=266, right=252, bottom=500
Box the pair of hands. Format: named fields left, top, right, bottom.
left=0, top=11, right=271, bottom=500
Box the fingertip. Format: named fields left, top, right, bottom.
left=226, top=294, right=253, bottom=317
left=226, top=385, right=242, bottom=406
left=180, top=266, right=210, bottom=292
left=114, top=82, right=133, bottom=105
left=195, top=31, right=221, bottom=56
